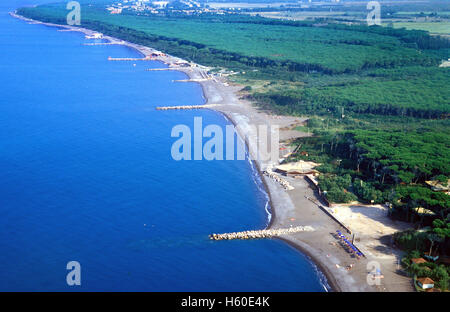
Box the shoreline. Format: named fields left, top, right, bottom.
left=7, top=11, right=348, bottom=292
left=10, top=11, right=413, bottom=292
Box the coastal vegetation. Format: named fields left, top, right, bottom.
left=394, top=219, right=450, bottom=291
left=17, top=4, right=449, bottom=74
left=253, top=67, right=450, bottom=118
left=288, top=117, right=449, bottom=220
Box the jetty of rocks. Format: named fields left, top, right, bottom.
left=156, top=104, right=218, bottom=110
left=210, top=226, right=314, bottom=240
left=264, top=167, right=294, bottom=190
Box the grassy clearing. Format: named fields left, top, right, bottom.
left=393, top=22, right=450, bottom=34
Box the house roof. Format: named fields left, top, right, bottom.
left=425, top=179, right=449, bottom=192
left=411, top=258, right=427, bottom=264
left=276, top=160, right=320, bottom=174
left=413, top=207, right=436, bottom=216
left=417, top=277, right=435, bottom=285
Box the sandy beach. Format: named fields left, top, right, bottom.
left=11, top=11, right=414, bottom=292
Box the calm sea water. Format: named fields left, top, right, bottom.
left=0, top=1, right=327, bottom=291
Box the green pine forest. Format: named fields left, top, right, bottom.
left=17, top=3, right=450, bottom=225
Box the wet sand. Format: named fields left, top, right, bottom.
left=11, top=11, right=414, bottom=292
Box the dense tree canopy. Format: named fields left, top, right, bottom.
left=18, top=3, right=450, bottom=222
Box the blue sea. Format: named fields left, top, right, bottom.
left=0, top=1, right=328, bottom=291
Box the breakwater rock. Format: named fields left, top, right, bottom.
left=210, top=226, right=314, bottom=241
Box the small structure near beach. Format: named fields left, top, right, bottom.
left=275, top=160, right=320, bottom=177
left=85, top=33, right=103, bottom=39
left=417, top=277, right=435, bottom=290
left=413, top=207, right=436, bottom=216
left=171, top=60, right=191, bottom=67
left=151, top=51, right=165, bottom=57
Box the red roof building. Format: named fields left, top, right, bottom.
left=417, top=277, right=435, bottom=289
